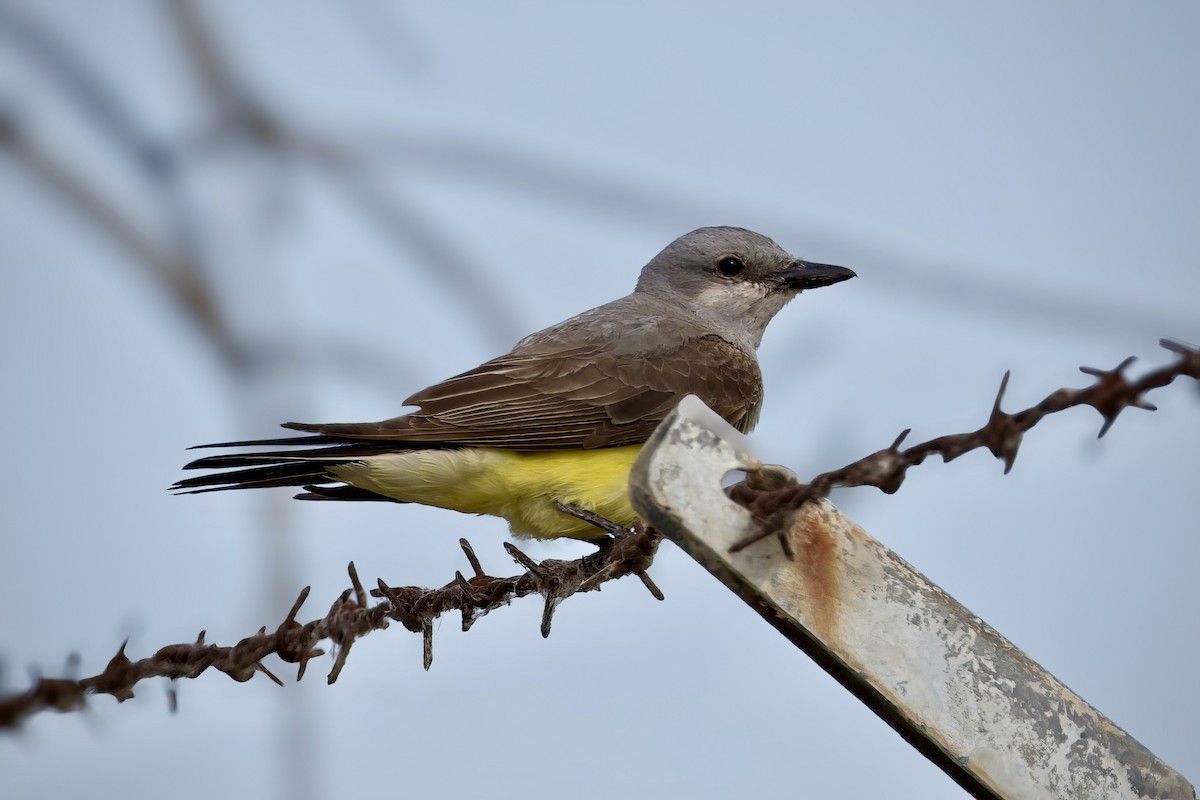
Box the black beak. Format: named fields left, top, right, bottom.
left=776, top=260, right=857, bottom=290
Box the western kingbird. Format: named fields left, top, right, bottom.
left=174, top=227, right=855, bottom=539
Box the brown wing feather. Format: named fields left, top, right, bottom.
left=284, top=335, right=762, bottom=450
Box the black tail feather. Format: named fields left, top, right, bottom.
left=174, top=431, right=430, bottom=500
left=295, top=484, right=401, bottom=502
left=182, top=440, right=409, bottom=471
left=172, top=461, right=331, bottom=493
left=187, top=434, right=342, bottom=450
left=173, top=432, right=413, bottom=496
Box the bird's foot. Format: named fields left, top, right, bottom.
left=551, top=506, right=663, bottom=600
left=553, top=501, right=630, bottom=544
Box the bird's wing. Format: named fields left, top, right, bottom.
left=283, top=334, right=763, bottom=450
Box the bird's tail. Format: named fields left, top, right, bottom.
left=171, top=434, right=410, bottom=502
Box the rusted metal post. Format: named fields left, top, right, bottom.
left=629, top=396, right=1196, bottom=800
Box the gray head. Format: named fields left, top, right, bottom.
left=635, top=226, right=855, bottom=349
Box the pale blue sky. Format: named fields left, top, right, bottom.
left=2, top=3, right=1197, bottom=798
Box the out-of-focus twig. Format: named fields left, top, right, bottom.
left=0, top=528, right=661, bottom=731
left=342, top=130, right=1191, bottom=344
left=8, top=0, right=1181, bottom=356
left=0, top=2, right=208, bottom=266
left=302, top=136, right=526, bottom=345
left=0, top=2, right=173, bottom=175
left=0, top=117, right=244, bottom=366
left=729, top=338, right=1200, bottom=552
left=165, top=0, right=523, bottom=345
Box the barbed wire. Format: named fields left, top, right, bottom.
left=3, top=339, right=1196, bottom=730
left=728, top=338, right=1200, bottom=554
left=0, top=527, right=662, bottom=731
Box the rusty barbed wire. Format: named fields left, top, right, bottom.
left=728, top=338, right=1200, bottom=553
left=0, top=527, right=662, bottom=731
left=4, top=339, right=1195, bottom=729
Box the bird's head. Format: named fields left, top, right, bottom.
left=635, top=226, right=856, bottom=349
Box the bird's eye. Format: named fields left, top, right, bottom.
left=717, top=256, right=745, bottom=278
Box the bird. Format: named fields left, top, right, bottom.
left=173, top=226, right=855, bottom=539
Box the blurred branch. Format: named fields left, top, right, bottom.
left=345, top=131, right=1189, bottom=344
left=0, top=2, right=175, bottom=177
left=164, top=0, right=1183, bottom=347
left=0, top=117, right=244, bottom=366
left=304, top=144, right=526, bottom=343
left=0, top=529, right=663, bottom=731
left=0, top=3, right=449, bottom=388
left=9, top=0, right=1177, bottom=357
left=0, top=1, right=206, bottom=259
left=165, top=0, right=523, bottom=344
left=166, top=0, right=274, bottom=143
left=350, top=131, right=703, bottom=228
left=730, top=338, right=1200, bottom=553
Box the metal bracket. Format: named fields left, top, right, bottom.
left=629, top=396, right=1195, bottom=800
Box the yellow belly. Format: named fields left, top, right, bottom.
left=329, top=445, right=642, bottom=539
